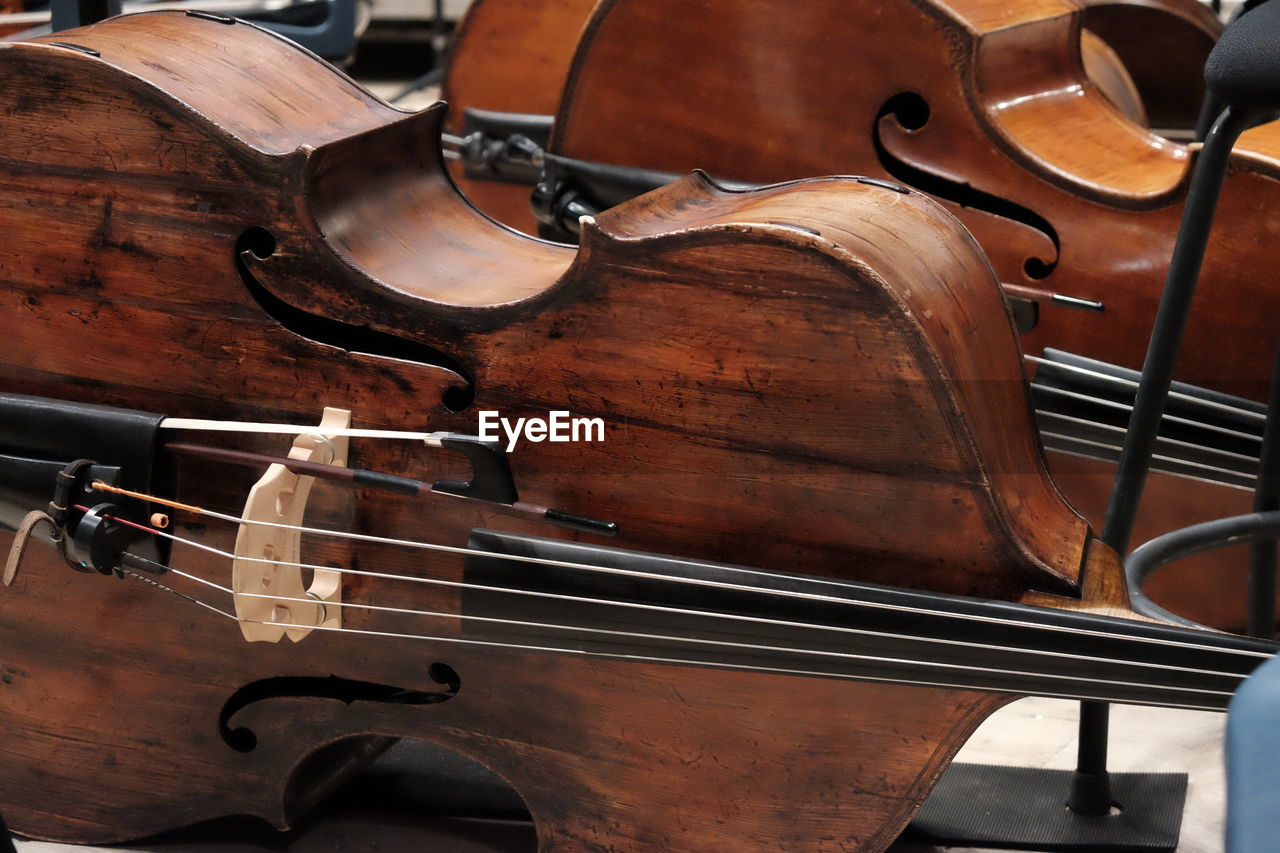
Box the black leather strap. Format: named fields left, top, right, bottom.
left=0, top=394, right=170, bottom=567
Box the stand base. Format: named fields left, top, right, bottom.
left=904, top=763, right=1187, bottom=851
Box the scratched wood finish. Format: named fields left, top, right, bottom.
left=437, top=0, right=1272, bottom=632
left=0, top=13, right=1108, bottom=849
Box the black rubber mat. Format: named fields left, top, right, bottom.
left=904, top=762, right=1187, bottom=851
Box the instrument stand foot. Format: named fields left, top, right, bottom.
left=903, top=763, right=1187, bottom=851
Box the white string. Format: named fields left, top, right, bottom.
left=154, top=544, right=1248, bottom=683
left=1025, top=354, right=1267, bottom=422
left=168, top=566, right=1240, bottom=697
left=1030, top=383, right=1263, bottom=445
left=122, top=563, right=1241, bottom=712
left=1024, top=352, right=1266, bottom=490
left=215, top=612, right=1239, bottom=713
left=1036, top=410, right=1259, bottom=469
left=129, top=514, right=1270, bottom=664
left=1038, top=428, right=1257, bottom=484
left=277, top=620, right=1235, bottom=711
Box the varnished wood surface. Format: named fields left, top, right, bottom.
left=1080, top=0, right=1220, bottom=131
left=518, top=0, right=1280, bottom=631
left=439, top=0, right=1221, bottom=230
left=441, top=0, right=597, bottom=232
left=0, top=13, right=1119, bottom=850
left=1079, top=29, right=1146, bottom=126
left=526, top=0, right=1280, bottom=396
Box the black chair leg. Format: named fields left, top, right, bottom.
left=0, top=810, right=16, bottom=853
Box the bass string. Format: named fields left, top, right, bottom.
left=1039, top=435, right=1255, bottom=486
left=1037, top=425, right=1257, bottom=487
left=118, top=565, right=1240, bottom=714
left=1036, top=409, right=1259, bottom=468
left=1030, top=383, right=1262, bottom=445
left=1023, top=354, right=1267, bottom=423
left=1024, top=352, right=1266, bottom=486
left=1024, top=366, right=1263, bottom=488
left=91, top=355, right=1270, bottom=705
left=1039, top=445, right=1256, bottom=494
left=166, top=563, right=1245, bottom=696
left=150, top=535, right=1245, bottom=683
left=97, top=499, right=1269, bottom=686
left=97, top=494, right=1269, bottom=660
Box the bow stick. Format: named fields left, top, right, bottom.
left=161, top=441, right=616, bottom=535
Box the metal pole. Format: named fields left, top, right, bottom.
left=1100, top=106, right=1258, bottom=557
left=1068, top=105, right=1259, bottom=817
left=1248, top=338, right=1280, bottom=638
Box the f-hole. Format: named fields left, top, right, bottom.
left=218, top=663, right=462, bottom=752
left=234, top=227, right=477, bottom=412
left=873, top=93, right=1061, bottom=281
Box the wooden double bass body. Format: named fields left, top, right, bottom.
left=0, top=12, right=1132, bottom=850
left=464, top=0, right=1280, bottom=399
left=441, top=0, right=1222, bottom=233
left=1077, top=0, right=1220, bottom=131
left=443, top=0, right=1280, bottom=632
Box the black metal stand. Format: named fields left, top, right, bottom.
left=910, top=105, right=1260, bottom=852
left=1247, top=339, right=1280, bottom=638
left=1064, top=106, right=1259, bottom=842
left=906, top=765, right=1186, bottom=852
left=1100, top=107, right=1258, bottom=556
left=0, top=809, right=14, bottom=853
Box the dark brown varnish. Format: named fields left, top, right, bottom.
left=441, top=0, right=596, bottom=233
left=1079, top=0, right=1220, bottom=131
left=0, top=13, right=1132, bottom=851
left=442, top=0, right=1280, bottom=633
left=440, top=0, right=1218, bottom=228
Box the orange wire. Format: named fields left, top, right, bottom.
left=90, top=481, right=204, bottom=515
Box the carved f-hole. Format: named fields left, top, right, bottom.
left=873, top=92, right=1062, bottom=280
left=232, top=407, right=350, bottom=642
left=219, top=664, right=461, bottom=752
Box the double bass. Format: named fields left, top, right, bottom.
left=0, top=12, right=1271, bottom=851
left=441, top=0, right=1223, bottom=233
left=442, top=0, right=1280, bottom=633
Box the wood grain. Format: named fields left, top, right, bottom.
left=0, top=13, right=1113, bottom=849
left=1080, top=0, right=1220, bottom=131
left=476, top=0, right=1280, bottom=632
left=441, top=0, right=597, bottom=232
